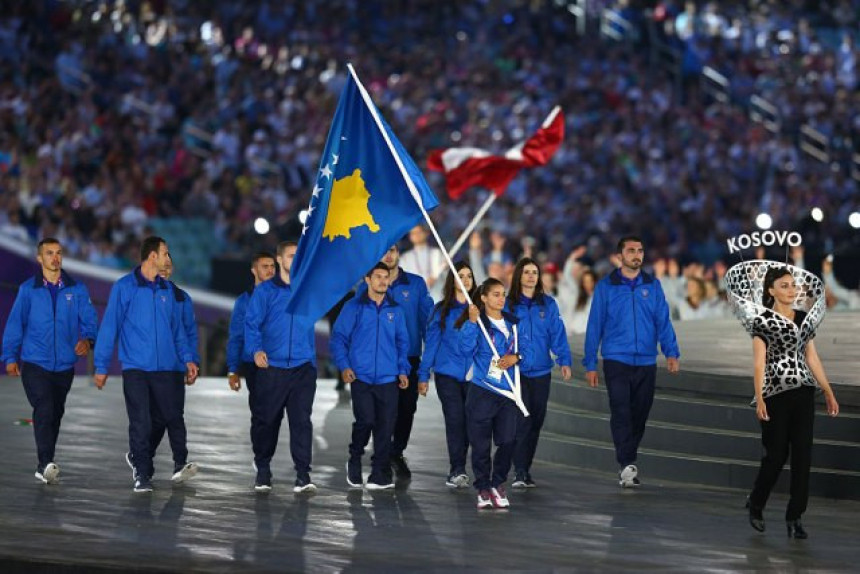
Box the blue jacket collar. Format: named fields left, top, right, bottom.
left=134, top=266, right=168, bottom=289
left=608, top=269, right=654, bottom=286
left=390, top=267, right=412, bottom=287
left=33, top=269, right=76, bottom=288
left=359, top=291, right=398, bottom=308
left=272, top=274, right=291, bottom=289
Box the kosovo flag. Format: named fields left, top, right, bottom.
left=286, top=67, right=440, bottom=320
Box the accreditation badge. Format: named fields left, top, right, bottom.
left=486, top=358, right=503, bottom=385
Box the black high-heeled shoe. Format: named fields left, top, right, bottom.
left=786, top=520, right=808, bottom=539
left=746, top=497, right=765, bottom=532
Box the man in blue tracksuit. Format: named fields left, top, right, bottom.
left=153, top=255, right=200, bottom=484
left=372, top=244, right=433, bottom=479
left=226, top=251, right=276, bottom=467
left=94, top=236, right=197, bottom=493
left=244, top=241, right=318, bottom=494
left=2, top=238, right=98, bottom=485
left=583, top=236, right=680, bottom=488
left=331, top=262, right=410, bottom=491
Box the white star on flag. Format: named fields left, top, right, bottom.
left=332, top=153, right=339, bottom=165
left=320, top=164, right=333, bottom=179
left=312, top=184, right=322, bottom=198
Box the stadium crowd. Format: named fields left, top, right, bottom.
left=0, top=0, right=857, bottom=313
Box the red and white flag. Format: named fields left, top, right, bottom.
left=427, top=106, right=564, bottom=199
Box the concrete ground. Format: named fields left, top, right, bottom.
left=0, top=376, right=857, bottom=573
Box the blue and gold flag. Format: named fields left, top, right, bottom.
left=286, top=67, right=440, bottom=320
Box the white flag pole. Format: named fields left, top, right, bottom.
left=447, top=192, right=497, bottom=259
left=347, top=64, right=527, bottom=416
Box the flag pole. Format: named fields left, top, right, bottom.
left=446, top=192, right=497, bottom=259
left=347, top=63, right=528, bottom=416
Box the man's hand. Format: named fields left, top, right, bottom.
left=497, top=354, right=518, bottom=370
left=6, top=362, right=20, bottom=376
left=417, top=382, right=428, bottom=396
left=585, top=371, right=599, bottom=387
left=341, top=368, right=356, bottom=384
left=560, top=365, right=572, bottom=381
left=398, top=374, right=409, bottom=389
left=74, top=339, right=91, bottom=356
left=185, top=363, right=199, bottom=385
left=94, top=374, right=108, bottom=389
left=666, top=357, right=680, bottom=374
left=254, top=351, right=269, bottom=369
left=228, top=373, right=242, bottom=392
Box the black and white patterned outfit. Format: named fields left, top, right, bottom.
left=725, top=261, right=826, bottom=521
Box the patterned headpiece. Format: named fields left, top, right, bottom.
left=724, top=260, right=826, bottom=336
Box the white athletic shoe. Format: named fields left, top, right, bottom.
left=35, top=462, right=60, bottom=485
left=619, top=464, right=640, bottom=488
left=171, top=462, right=199, bottom=483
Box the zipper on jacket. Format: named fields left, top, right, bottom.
left=153, top=290, right=159, bottom=370
left=374, top=302, right=381, bottom=383
left=52, top=289, right=58, bottom=371
left=631, top=287, right=639, bottom=356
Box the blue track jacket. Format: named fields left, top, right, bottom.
left=244, top=275, right=316, bottom=369
left=2, top=270, right=98, bottom=372
left=583, top=269, right=680, bottom=371
left=226, top=289, right=253, bottom=373
left=169, top=282, right=200, bottom=371
left=94, top=267, right=193, bottom=374
left=506, top=293, right=572, bottom=377
left=417, top=300, right=472, bottom=382
left=459, top=311, right=534, bottom=395
left=356, top=268, right=432, bottom=358
left=330, top=292, right=410, bottom=384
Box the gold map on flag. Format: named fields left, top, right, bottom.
left=323, top=168, right=381, bottom=240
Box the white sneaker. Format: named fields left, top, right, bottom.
left=35, top=463, right=60, bottom=485
left=490, top=486, right=510, bottom=508
left=619, top=464, right=640, bottom=488
left=476, top=490, right=493, bottom=509
left=171, top=462, right=199, bottom=483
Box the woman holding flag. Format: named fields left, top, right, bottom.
left=417, top=262, right=478, bottom=489
left=506, top=258, right=572, bottom=489
left=459, top=277, right=533, bottom=509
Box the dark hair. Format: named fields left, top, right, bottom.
left=455, top=277, right=504, bottom=329
left=140, top=236, right=165, bottom=262
left=438, top=261, right=477, bottom=331
left=252, top=251, right=276, bottom=264
left=366, top=262, right=390, bottom=277
left=508, top=257, right=544, bottom=307
left=576, top=269, right=598, bottom=311
left=762, top=266, right=793, bottom=309
left=37, top=237, right=61, bottom=252
left=277, top=241, right=297, bottom=256
left=617, top=235, right=644, bottom=253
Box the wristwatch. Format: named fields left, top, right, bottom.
left=515, top=353, right=523, bottom=363
left=228, top=372, right=238, bottom=378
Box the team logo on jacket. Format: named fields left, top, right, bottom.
left=65, top=294, right=73, bottom=302
left=401, top=290, right=410, bottom=299
left=160, top=295, right=167, bottom=303
left=387, top=312, right=395, bottom=321
left=539, top=310, right=546, bottom=319
left=641, top=289, right=649, bottom=298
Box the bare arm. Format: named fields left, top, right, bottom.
left=752, top=337, right=769, bottom=421
left=806, top=340, right=839, bottom=416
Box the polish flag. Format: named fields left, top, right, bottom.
left=427, top=106, right=564, bottom=200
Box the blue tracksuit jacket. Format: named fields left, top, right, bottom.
left=2, top=270, right=98, bottom=372
left=94, top=267, right=193, bottom=374
left=505, top=293, right=572, bottom=377
left=226, top=289, right=253, bottom=373
left=330, top=292, right=410, bottom=384
left=357, top=268, right=432, bottom=358
left=243, top=275, right=316, bottom=369
left=169, top=282, right=200, bottom=371
left=459, top=311, right=534, bottom=395
left=583, top=269, right=680, bottom=371
left=417, top=300, right=472, bottom=382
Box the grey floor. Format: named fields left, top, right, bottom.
left=1, top=376, right=858, bottom=573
